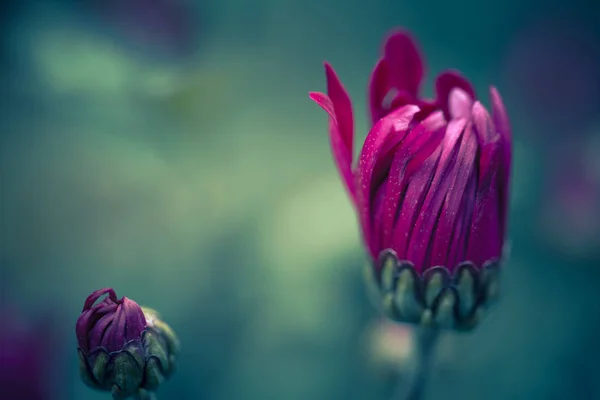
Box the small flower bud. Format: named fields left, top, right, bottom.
left=76, top=288, right=179, bottom=399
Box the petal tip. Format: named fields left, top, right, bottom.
left=471, top=101, right=496, bottom=144
left=488, top=85, right=511, bottom=141
left=384, top=28, right=419, bottom=51
left=308, top=91, right=322, bottom=101
left=308, top=92, right=331, bottom=111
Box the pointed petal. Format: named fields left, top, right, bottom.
left=406, top=118, right=468, bottom=272
left=435, top=70, right=476, bottom=120
left=448, top=88, right=473, bottom=119
left=356, top=105, right=420, bottom=257
left=104, top=302, right=127, bottom=352
left=390, top=146, right=442, bottom=261
left=383, top=30, right=424, bottom=99
left=76, top=312, right=94, bottom=353
left=490, top=87, right=512, bottom=239
left=378, top=111, right=446, bottom=251
left=466, top=139, right=503, bottom=266
left=368, top=59, right=391, bottom=124
left=369, top=30, right=425, bottom=125
left=87, top=313, right=113, bottom=351
left=471, top=101, right=497, bottom=144
left=490, top=87, right=512, bottom=157
left=309, top=64, right=356, bottom=200
left=370, top=179, right=388, bottom=253
left=123, top=297, right=147, bottom=342
left=429, top=122, right=478, bottom=270
left=445, top=163, right=477, bottom=269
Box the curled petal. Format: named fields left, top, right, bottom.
left=82, top=288, right=117, bottom=312
left=87, top=313, right=113, bottom=352
left=435, top=71, right=476, bottom=120
left=383, top=30, right=424, bottom=99
left=309, top=63, right=356, bottom=200
left=76, top=303, right=117, bottom=353
left=356, top=105, right=420, bottom=256
left=369, top=30, right=424, bottom=124
left=368, top=59, right=391, bottom=124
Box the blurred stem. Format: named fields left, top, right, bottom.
left=392, top=327, right=440, bottom=400
left=134, top=389, right=157, bottom=400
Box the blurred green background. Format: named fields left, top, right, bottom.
left=1, top=0, right=600, bottom=399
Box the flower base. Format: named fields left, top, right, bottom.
left=364, top=250, right=500, bottom=331
left=78, top=314, right=179, bottom=399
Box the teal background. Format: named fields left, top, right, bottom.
left=1, top=0, right=600, bottom=399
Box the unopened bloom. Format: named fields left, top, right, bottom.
left=76, top=288, right=179, bottom=399
left=310, top=29, right=512, bottom=330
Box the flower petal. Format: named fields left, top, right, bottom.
left=406, top=118, right=468, bottom=272
left=103, top=302, right=127, bottom=352
left=82, top=288, right=117, bottom=312
left=471, top=101, right=497, bottom=144
left=87, top=313, right=113, bottom=352
left=429, top=122, right=478, bottom=270
left=378, top=111, right=446, bottom=252
left=76, top=302, right=118, bottom=353
left=123, top=297, right=147, bottom=342
left=368, top=59, right=391, bottom=124
left=356, top=105, right=420, bottom=257
left=435, top=70, right=476, bottom=121
left=309, top=63, right=356, bottom=200
left=383, top=30, right=424, bottom=100
left=445, top=160, right=477, bottom=269
left=390, top=146, right=442, bottom=260
left=466, top=139, right=503, bottom=266
left=368, top=30, right=424, bottom=125
left=490, top=87, right=512, bottom=240
left=448, top=88, right=473, bottom=119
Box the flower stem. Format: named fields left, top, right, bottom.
left=391, top=327, right=439, bottom=400
left=134, top=389, right=157, bottom=400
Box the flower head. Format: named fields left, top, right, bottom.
left=310, top=29, right=512, bottom=329
left=76, top=288, right=179, bottom=399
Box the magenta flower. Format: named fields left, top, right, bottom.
left=76, top=288, right=179, bottom=399
left=310, top=29, right=512, bottom=329
left=0, top=309, right=57, bottom=400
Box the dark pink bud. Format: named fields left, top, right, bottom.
left=75, top=288, right=147, bottom=354
left=310, top=28, right=512, bottom=329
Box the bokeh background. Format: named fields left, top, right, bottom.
left=1, top=0, right=600, bottom=399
